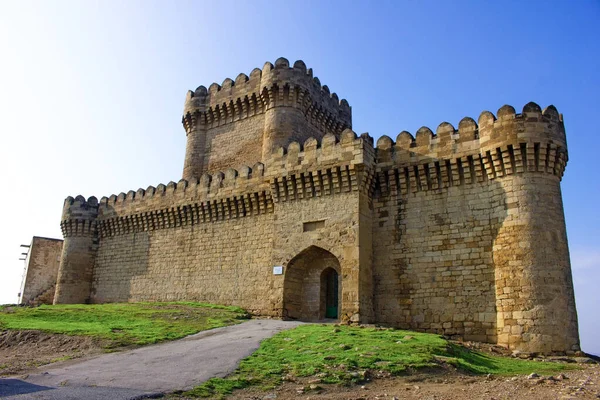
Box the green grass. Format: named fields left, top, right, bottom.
left=0, top=302, right=249, bottom=348
left=183, top=324, right=576, bottom=398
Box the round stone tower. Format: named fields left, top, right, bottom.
left=481, top=103, right=579, bottom=353
left=182, top=86, right=209, bottom=181
left=54, top=195, right=99, bottom=304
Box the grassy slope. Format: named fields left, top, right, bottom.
left=0, top=302, right=249, bottom=348
left=185, top=324, right=576, bottom=398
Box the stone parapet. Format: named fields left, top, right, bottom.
left=375, top=102, right=565, bottom=164
left=374, top=103, right=567, bottom=196
left=264, top=129, right=375, bottom=202
left=96, top=164, right=271, bottom=237
left=60, top=195, right=99, bottom=237
left=182, top=57, right=351, bottom=134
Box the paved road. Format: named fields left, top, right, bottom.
left=1, top=319, right=302, bottom=399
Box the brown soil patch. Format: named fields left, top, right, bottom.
left=227, top=363, right=600, bottom=400
left=0, top=330, right=107, bottom=376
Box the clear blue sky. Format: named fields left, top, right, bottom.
left=1, top=1, right=598, bottom=354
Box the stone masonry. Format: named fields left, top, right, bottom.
left=49, top=58, right=579, bottom=354
left=19, top=236, right=63, bottom=305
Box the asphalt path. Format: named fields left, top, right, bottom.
left=1, top=319, right=302, bottom=399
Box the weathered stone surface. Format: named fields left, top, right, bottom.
left=48, top=59, right=579, bottom=354
left=19, top=237, right=63, bottom=305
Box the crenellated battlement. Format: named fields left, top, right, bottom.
left=63, top=102, right=568, bottom=236
left=99, top=162, right=267, bottom=214
left=182, top=57, right=351, bottom=135
left=263, top=129, right=375, bottom=202
left=60, top=195, right=99, bottom=237
left=373, top=102, right=568, bottom=195
left=266, top=129, right=372, bottom=173
left=65, top=163, right=272, bottom=238
left=375, top=102, right=565, bottom=161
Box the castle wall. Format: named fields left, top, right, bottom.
left=90, top=188, right=362, bottom=317
left=373, top=182, right=502, bottom=343
left=92, top=213, right=275, bottom=313
left=19, top=237, right=63, bottom=305
left=83, top=130, right=369, bottom=320
left=77, top=163, right=276, bottom=313
left=88, top=133, right=368, bottom=316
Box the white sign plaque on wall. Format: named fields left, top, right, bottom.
left=273, top=266, right=283, bottom=275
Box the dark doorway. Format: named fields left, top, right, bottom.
left=322, top=268, right=339, bottom=319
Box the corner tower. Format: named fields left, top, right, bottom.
left=181, top=57, right=352, bottom=180
left=485, top=103, right=579, bottom=353
left=54, top=195, right=99, bottom=304
left=371, top=101, right=579, bottom=354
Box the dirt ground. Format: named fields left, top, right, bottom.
left=2, top=329, right=599, bottom=399
left=0, top=330, right=106, bottom=376
left=229, top=363, right=600, bottom=400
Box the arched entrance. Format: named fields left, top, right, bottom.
left=283, top=246, right=341, bottom=321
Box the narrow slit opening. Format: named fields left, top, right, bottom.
left=457, top=158, right=465, bottom=185
left=486, top=151, right=495, bottom=179
left=507, top=144, right=516, bottom=174
left=467, top=155, right=476, bottom=183
left=290, top=174, right=298, bottom=199
left=496, top=148, right=506, bottom=176
left=394, top=168, right=401, bottom=193
left=445, top=159, right=453, bottom=186
left=545, top=143, right=552, bottom=172
left=281, top=176, right=288, bottom=201
left=520, top=143, right=528, bottom=170
left=413, top=165, right=421, bottom=191
left=424, top=163, right=432, bottom=190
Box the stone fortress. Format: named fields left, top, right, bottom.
left=50, top=58, right=579, bottom=354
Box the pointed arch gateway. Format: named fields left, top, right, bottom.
left=283, top=246, right=341, bottom=320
